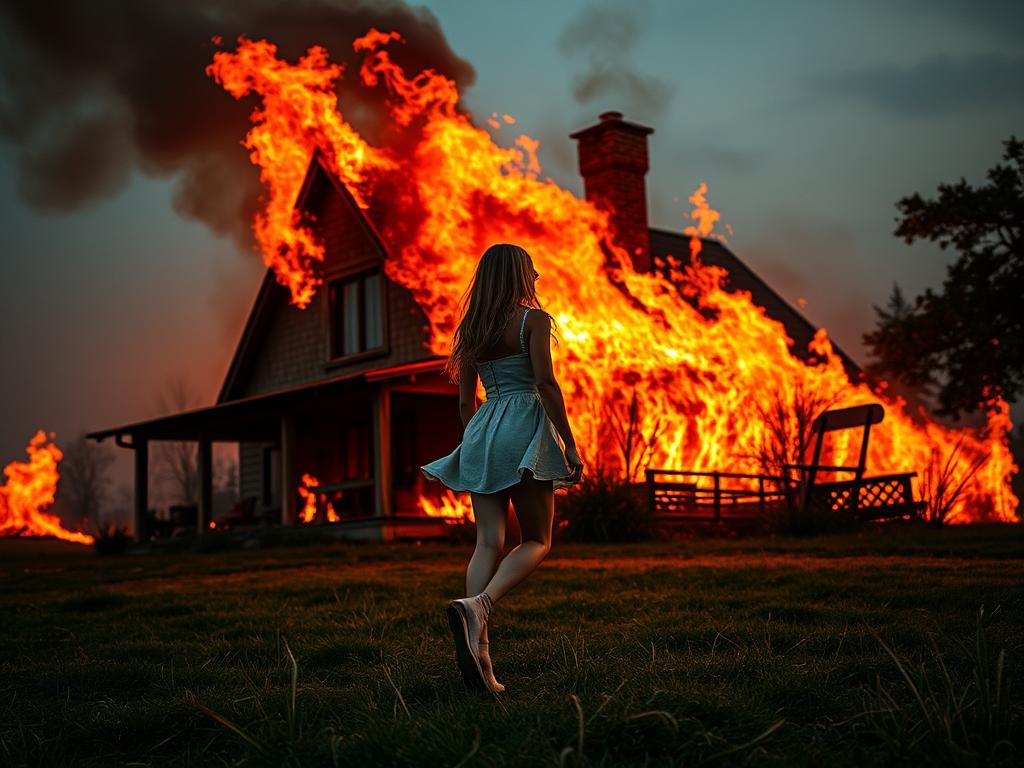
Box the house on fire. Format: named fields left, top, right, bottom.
left=87, top=111, right=860, bottom=543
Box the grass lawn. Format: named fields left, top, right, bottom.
left=1, top=526, right=1022, bottom=767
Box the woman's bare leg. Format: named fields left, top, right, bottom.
left=467, top=489, right=509, bottom=643
left=481, top=471, right=554, bottom=603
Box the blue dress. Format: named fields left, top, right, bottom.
left=421, top=307, right=577, bottom=493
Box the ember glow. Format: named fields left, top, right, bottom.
left=0, top=431, right=94, bottom=545
left=208, top=31, right=1019, bottom=524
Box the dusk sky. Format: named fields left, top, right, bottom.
left=2, top=0, right=1022, bottom=508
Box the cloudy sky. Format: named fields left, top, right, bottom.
left=1, top=0, right=1021, bottom=506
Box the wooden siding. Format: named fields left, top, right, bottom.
left=239, top=441, right=265, bottom=511
left=225, top=161, right=436, bottom=401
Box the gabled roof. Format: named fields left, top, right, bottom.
left=217, top=268, right=277, bottom=405
left=217, top=152, right=861, bottom=407
left=649, top=228, right=862, bottom=377
left=216, top=150, right=389, bottom=404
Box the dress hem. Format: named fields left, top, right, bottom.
left=420, top=465, right=578, bottom=495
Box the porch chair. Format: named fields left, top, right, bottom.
left=785, top=403, right=925, bottom=522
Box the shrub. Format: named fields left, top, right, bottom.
left=920, top=434, right=989, bottom=526
left=759, top=495, right=863, bottom=537
left=93, top=521, right=130, bottom=556
left=555, top=471, right=657, bottom=543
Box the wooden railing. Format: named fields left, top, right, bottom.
left=645, top=469, right=794, bottom=523
left=306, top=479, right=377, bottom=522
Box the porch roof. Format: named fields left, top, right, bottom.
left=86, top=358, right=447, bottom=444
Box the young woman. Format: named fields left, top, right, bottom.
left=420, top=243, right=584, bottom=694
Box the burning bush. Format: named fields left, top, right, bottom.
left=0, top=431, right=94, bottom=545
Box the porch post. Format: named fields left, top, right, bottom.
left=198, top=434, right=213, bottom=536
left=281, top=413, right=297, bottom=526
left=133, top=437, right=148, bottom=543
left=373, top=389, right=392, bottom=518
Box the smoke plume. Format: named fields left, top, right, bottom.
left=0, top=0, right=475, bottom=250
left=558, top=0, right=671, bottom=120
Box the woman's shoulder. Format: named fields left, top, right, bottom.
left=522, top=304, right=551, bottom=319
left=523, top=306, right=552, bottom=328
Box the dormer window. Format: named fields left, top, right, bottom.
left=328, top=268, right=384, bottom=359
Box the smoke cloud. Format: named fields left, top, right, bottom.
left=557, top=0, right=671, bottom=120
left=0, top=0, right=475, bottom=250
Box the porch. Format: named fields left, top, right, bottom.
left=86, top=359, right=466, bottom=543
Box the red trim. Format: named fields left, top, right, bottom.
left=365, top=358, right=446, bottom=382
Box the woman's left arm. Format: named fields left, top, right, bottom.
left=458, top=364, right=478, bottom=429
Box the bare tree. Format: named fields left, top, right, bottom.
left=598, top=381, right=669, bottom=483
left=216, top=454, right=239, bottom=495
left=154, top=376, right=202, bottom=506
left=213, top=453, right=240, bottom=520
left=57, top=432, right=115, bottom=531
left=745, top=380, right=842, bottom=479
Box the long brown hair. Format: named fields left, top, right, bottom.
left=444, top=243, right=557, bottom=382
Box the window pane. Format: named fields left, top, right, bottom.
left=364, top=272, right=382, bottom=349
left=343, top=279, right=360, bottom=355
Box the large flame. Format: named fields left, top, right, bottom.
left=208, top=32, right=1019, bottom=524
left=0, top=431, right=94, bottom=545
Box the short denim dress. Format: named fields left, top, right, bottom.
left=420, top=307, right=577, bottom=493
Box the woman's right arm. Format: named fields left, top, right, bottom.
left=528, top=311, right=583, bottom=479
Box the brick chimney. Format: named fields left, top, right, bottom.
left=570, top=111, right=654, bottom=272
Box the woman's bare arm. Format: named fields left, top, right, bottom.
left=528, top=311, right=577, bottom=451
left=458, top=363, right=478, bottom=429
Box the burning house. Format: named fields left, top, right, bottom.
left=80, top=32, right=1017, bottom=540
left=86, top=110, right=858, bottom=543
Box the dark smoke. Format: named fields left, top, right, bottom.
left=558, top=1, right=671, bottom=120
left=0, top=0, right=475, bottom=250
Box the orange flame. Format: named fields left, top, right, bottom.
left=418, top=489, right=474, bottom=524
left=208, top=31, right=1019, bottom=524
left=0, top=431, right=94, bottom=545
left=297, top=473, right=338, bottom=524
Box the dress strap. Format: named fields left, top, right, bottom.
left=519, top=307, right=532, bottom=353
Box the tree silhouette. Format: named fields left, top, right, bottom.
left=57, top=432, right=115, bottom=531
left=155, top=376, right=201, bottom=506
left=864, top=136, right=1023, bottom=417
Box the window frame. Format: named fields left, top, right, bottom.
left=323, top=260, right=389, bottom=366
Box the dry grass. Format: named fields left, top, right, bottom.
left=0, top=527, right=1021, bottom=767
